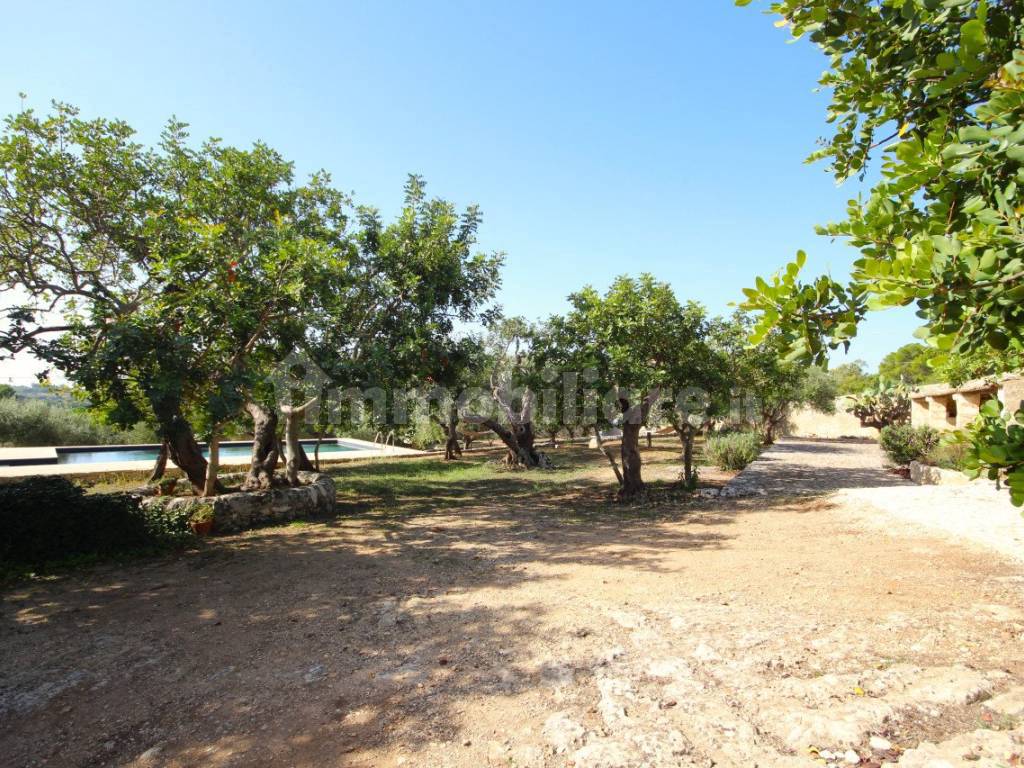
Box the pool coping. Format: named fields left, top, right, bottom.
left=0, top=437, right=422, bottom=478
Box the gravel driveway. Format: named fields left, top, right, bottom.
left=731, top=438, right=1024, bottom=563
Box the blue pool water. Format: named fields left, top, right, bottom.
left=56, top=441, right=361, bottom=465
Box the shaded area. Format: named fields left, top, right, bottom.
left=0, top=440, right=732, bottom=768
left=726, top=438, right=910, bottom=496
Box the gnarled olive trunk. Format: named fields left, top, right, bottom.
left=479, top=418, right=544, bottom=468
left=674, top=422, right=696, bottom=487
left=432, top=405, right=463, bottom=460
left=155, top=406, right=208, bottom=494
left=281, top=398, right=316, bottom=486
left=148, top=439, right=169, bottom=483
left=243, top=401, right=279, bottom=491
left=616, top=387, right=660, bottom=501
left=619, top=421, right=645, bottom=499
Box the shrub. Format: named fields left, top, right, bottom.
left=705, top=432, right=762, bottom=471
left=0, top=397, right=158, bottom=447
left=925, top=441, right=969, bottom=472
left=879, top=424, right=941, bottom=466
left=0, top=476, right=191, bottom=571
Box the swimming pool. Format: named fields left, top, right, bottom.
left=55, top=439, right=362, bottom=465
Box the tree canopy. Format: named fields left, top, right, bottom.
left=877, top=344, right=943, bottom=386
left=0, top=103, right=501, bottom=493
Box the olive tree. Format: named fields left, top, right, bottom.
left=0, top=104, right=350, bottom=492
left=297, top=175, right=503, bottom=462
left=462, top=317, right=550, bottom=468
left=540, top=275, right=694, bottom=499
left=714, top=313, right=836, bottom=444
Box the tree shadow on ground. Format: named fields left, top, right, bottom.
left=730, top=438, right=909, bottom=496
left=0, top=440, right=736, bottom=767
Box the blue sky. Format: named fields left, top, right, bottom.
left=0, top=0, right=921, bottom=384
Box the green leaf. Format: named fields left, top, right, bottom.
left=960, top=19, right=986, bottom=57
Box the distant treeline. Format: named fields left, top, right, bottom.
left=0, top=397, right=157, bottom=447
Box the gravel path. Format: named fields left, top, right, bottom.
left=726, top=438, right=909, bottom=496
left=730, top=438, right=1024, bottom=563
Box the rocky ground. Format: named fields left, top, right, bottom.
left=2, top=440, right=1023, bottom=767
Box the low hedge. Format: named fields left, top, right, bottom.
left=0, top=476, right=193, bottom=572
left=705, top=431, right=762, bottom=471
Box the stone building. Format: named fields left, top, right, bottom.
left=909, top=373, right=1024, bottom=431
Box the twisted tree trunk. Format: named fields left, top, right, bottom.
left=470, top=417, right=544, bottom=467
left=431, top=404, right=463, bottom=460
left=242, top=401, right=279, bottom=491
left=672, top=421, right=696, bottom=487
left=281, top=397, right=317, bottom=486
left=148, top=439, right=169, bottom=483
left=617, top=388, right=661, bottom=501
left=153, top=404, right=208, bottom=494
left=203, top=429, right=222, bottom=498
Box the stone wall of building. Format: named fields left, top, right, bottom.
left=1002, top=377, right=1024, bottom=414
left=910, top=374, right=1023, bottom=431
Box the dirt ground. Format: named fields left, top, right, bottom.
left=2, top=441, right=1023, bottom=767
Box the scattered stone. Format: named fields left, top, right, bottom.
left=896, top=727, right=1024, bottom=767
left=774, top=699, right=895, bottom=751
left=542, top=712, right=586, bottom=753
left=982, top=686, right=1024, bottom=717
left=302, top=663, right=326, bottom=684
left=843, top=748, right=860, bottom=764
left=136, top=746, right=162, bottom=764
left=904, top=665, right=993, bottom=707
left=868, top=735, right=892, bottom=752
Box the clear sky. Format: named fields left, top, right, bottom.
left=0, top=0, right=921, bottom=385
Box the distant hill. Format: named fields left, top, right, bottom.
left=9, top=384, right=77, bottom=405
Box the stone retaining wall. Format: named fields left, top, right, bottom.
left=140, top=471, right=336, bottom=533
left=909, top=461, right=971, bottom=486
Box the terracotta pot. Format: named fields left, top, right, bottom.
left=189, top=519, right=214, bottom=536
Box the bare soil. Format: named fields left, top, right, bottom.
left=2, top=441, right=1023, bottom=767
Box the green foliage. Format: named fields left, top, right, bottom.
left=877, top=344, right=943, bottom=386
left=738, top=0, right=1024, bottom=502
left=0, top=476, right=191, bottom=570
left=879, top=424, right=941, bottom=467
left=541, top=274, right=703, bottom=413
left=801, top=365, right=840, bottom=413
left=0, top=104, right=501, bottom=494
left=926, top=441, right=970, bottom=472
left=301, top=176, right=502, bottom=404
left=954, top=399, right=1024, bottom=505
left=716, top=313, right=836, bottom=442
left=705, top=432, right=762, bottom=471
left=0, top=383, right=14, bottom=399
left=0, top=102, right=354, bottom=455
left=0, top=397, right=157, bottom=446
left=829, top=360, right=877, bottom=395
left=933, top=345, right=1024, bottom=387
left=536, top=275, right=721, bottom=491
